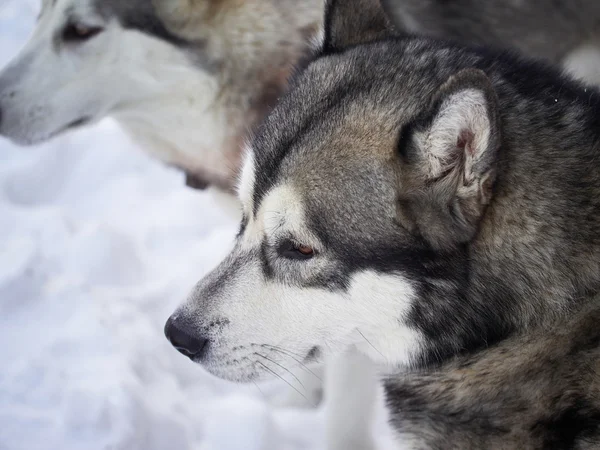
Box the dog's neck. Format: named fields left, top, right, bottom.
left=478, top=81, right=600, bottom=316
left=106, top=46, right=241, bottom=189
left=117, top=0, right=321, bottom=188
left=115, top=101, right=241, bottom=191
left=418, top=76, right=600, bottom=364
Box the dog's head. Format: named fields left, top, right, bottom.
left=0, top=0, right=207, bottom=145
left=165, top=0, right=502, bottom=382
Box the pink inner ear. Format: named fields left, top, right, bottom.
left=457, top=129, right=476, bottom=156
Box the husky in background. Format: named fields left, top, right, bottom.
left=0, top=0, right=322, bottom=191
left=165, top=0, right=600, bottom=447
left=381, top=0, right=600, bottom=86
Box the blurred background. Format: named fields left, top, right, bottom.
left=0, top=1, right=350, bottom=449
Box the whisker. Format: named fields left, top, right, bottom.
left=357, top=329, right=386, bottom=360
left=253, top=380, right=267, bottom=401
left=262, top=343, right=307, bottom=359
left=255, top=360, right=314, bottom=407
left=255, top=352, right=306, bottom=389
left=262, top=344, right=323, bottom=382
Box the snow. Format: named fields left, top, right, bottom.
left=0, top=2, right=396, bottom=450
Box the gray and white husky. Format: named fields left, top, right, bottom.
left=0, top=0, right=322, bottom=191
left=165, top=0, right=600, bottom=448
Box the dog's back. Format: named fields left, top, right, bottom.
left=387, top=301, right=600, bottom=449
left=381, top=0, right=600, bottom=87
left=383, top=0, right=600, bottom=62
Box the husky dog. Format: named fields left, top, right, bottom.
left=0, top=0, right=322, bottom=191
left=165, top=0, right=600, bottom=447
left=2, top=1, right=599, bottom=192
left=380, top=0, right=600, bottom=86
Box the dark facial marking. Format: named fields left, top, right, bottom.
left=237, top=215, right=249, bottom=238
left=93, top=0, right=189, bottom=46
left=259, top=241, right=274, bottom=280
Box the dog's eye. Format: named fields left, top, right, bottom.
left=296, top=244, right=314, bottom=257
left=63, top=23, right=103, bottom=42
left=279, top=241, right=315, bottom=260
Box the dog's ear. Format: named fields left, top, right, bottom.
left=398, top=69, right=501, bottom=249
left=323, top=0, right=393, bottom=53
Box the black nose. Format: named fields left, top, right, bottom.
left=164, top=316, right=209, bottom=359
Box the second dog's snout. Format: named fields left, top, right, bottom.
left=164, top=316, right=209, bottom=359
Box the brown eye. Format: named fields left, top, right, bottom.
left=297, top=245, right=314, bottom=256
left=279, top=240, right=315, bottom=260
left=63, top=23, right=103, bottom=42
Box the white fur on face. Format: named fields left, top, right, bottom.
left=1, top=0, right=126, bottom=143
left=259, top=185, right=321, bottom=252
left=175, top=182, right=423, bottom=382
left=0, top=0, right=224, bottom=173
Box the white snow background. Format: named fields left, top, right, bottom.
left=0, top=2, right=397, bottom=449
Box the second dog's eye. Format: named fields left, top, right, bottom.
left=63, top=23, right=103, bottom=42
left=279, top=241, right=315, bottom=260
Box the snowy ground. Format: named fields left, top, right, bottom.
left=0, top=2, right=398, bottom=450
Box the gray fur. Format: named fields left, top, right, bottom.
left=265, top=0, right=600, bottom=445
left=253, top=0, right=600, bottom=356
left=386, top=300, right=600, bottom=449
left=168, top=0, right=600, bottom=446
left=381, top=0, right=600, bottom=64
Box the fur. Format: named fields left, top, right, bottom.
left=0, top=0, right=323, bottom=191
left=166, top=0, right=600, bottom=447
left=380, top=0, right=600, bottom=86
left=385, top=300, right=600, bottom=449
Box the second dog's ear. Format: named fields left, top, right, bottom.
left=323, top=0, right=393, bottom=53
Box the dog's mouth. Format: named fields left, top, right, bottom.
left=305, top=346, right=321, bottom=363
left=65, top=116, right=93, bottom=130
left=198, top=345, right=322, bottom=383
left=40, top=116, right=94, bottom=143
left=2, top=115, right=96, bottom=147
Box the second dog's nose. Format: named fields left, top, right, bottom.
left=164, top=316, right=209, bottom=359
